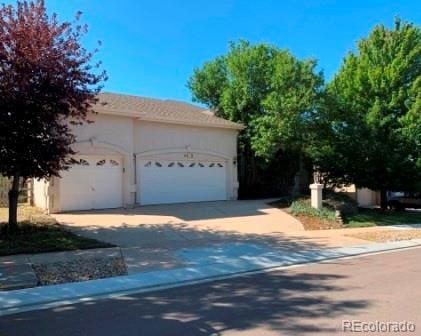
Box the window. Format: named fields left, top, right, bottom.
left=177, top=162, right=184, bottom=167
left=217, top=163, right=224, bottom=168
left=79, top=159, right=89, bottom=166
left=209, top=163, right=215, bottom=167
left=110, top=159, right=120, bottom=166
left=155, top=162, right=162, bottom=167
left=96, top=159, right=106, bottom=166
left=189, top=162, right=196, bottom=167
left=144, top=161, right=152, bottom=167
left=168, top=162, right=175, bottom=167
left=198, top=163, right=204, bottom=167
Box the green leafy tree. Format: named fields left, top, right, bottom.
left=0, top=1, right=106, bottom=229
left=311, top=19, right=421, bottom=208
left=188, top=41, right=323, bottom=196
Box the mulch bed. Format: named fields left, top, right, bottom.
left=295, top=215, right=344, bottom=230
left=270, top=196, right=346, bottom=230
left=33, top=256, right=127, bottom=286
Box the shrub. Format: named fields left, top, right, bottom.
left=289, top=199, right=337, bottom=221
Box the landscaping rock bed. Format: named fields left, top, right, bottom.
left=346, top=229, right=421, bottom=243
left=33, top=256, right=127, bottom=286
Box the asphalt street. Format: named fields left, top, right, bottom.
left=1, top=247, right=421, bottom=335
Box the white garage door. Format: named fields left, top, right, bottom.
left=138, top=159, right=227, bottom=205
left=60, top=156, right=123, bottom=211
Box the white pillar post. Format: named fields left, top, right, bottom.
left=309, top=183, right=323, bottom=210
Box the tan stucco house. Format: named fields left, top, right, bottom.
left=32, top=92, right=243, bottom=213
left=335, top=185, right=380, bottom=207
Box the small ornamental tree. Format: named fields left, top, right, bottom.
left=0, top=0, right=106, bottom=229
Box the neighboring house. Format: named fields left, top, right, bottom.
left=335, top=185, right=380, bottom=207
left=32, top=92, right=243, bottom=213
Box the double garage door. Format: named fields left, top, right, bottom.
left=60, top=156, right=123, bottom=211
left=137, top=159, right=227, bottom=205
left=60, top=155, right=228, bottom=211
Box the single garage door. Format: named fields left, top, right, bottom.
left=137, top=159, right=227, bottom=205
left=60, top=156, right=123, bottom=211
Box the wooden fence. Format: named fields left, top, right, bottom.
left=0, top=176, right=29, bottom=206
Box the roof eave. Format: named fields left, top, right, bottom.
left=136, top=116, right=244, bottom=130
left=94, top=107, right=245, bottom=130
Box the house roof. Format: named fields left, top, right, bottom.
left=95, top=92, right=244, bottom=130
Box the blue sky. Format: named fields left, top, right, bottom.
left=8, top=0, right=421, bottom=102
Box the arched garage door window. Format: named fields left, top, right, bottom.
left=137, top=158, right=227, bottom=205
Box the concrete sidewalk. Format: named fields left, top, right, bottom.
left=2, top=238, right=421, bottom=316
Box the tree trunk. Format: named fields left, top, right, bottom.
left=8, top=174, right=20, bottom=230
left=380, top=189, right=388, bottom=210
left=238, top=144, right=259, bottom=198
left=293, top=153, right=308, bottom=195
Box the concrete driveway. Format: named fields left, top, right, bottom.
left=54, top=200, right=304, bottom=250
left=53, top=200, right=378, bottom=274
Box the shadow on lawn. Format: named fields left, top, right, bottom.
left=345, top=208, right=421, bottom=227
left=1, top=266, right=369, bottom=336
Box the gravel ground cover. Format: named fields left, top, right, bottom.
left=346, top=229, right=421, bottom=243
left=33, top=256, right=127, bottom=286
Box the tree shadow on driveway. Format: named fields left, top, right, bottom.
left=56, top=200, right=276, bottom=222
left=58, top=218, right=341, bottom=274
left=59, top=219, right=328, bottom=250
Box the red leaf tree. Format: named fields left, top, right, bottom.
left=0, top=1, right=106, bottom=229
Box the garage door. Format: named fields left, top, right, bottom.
left=60, top=156, right=123, bottom=211
left=137, top=159, right=227, bottom=205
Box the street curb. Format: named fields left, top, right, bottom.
left=1, top=239, right=421, bottom=316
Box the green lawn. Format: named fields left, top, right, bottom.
left=345, top=208, right=421, bottom=228
left=0, top=206, right=114, bottom=256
